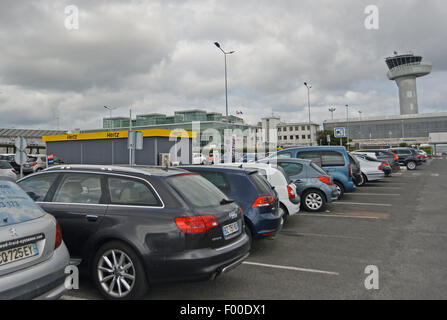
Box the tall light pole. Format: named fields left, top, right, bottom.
left=214, top=42, right=235, bottom=132
left=329, top=107, right=336, bottom=120
left=345, top=104, right=349, bottom=149
left=358, top=110, right=362, bottom=119
left=304, top=82, right=312, bottom=146
left=104, top=105, right=117, bottom=130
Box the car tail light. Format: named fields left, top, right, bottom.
left=252, top=196, right=275, bottom=207
left=382, top=162, right=389, bottom=167
left=348, top=164, right=352, bottom=177
left=11, top=169, right=17, bottom=174
left=417, top=154, right=421, bottom=158
left=33, top=162, right=37, bottom=166
left=317, top=176, right=333, bottom=185
left=287, top=185, right=296, bottom=199
left=55, top=220, right=62, bottom=250
left=175, top=215, right=219, bottom=233
left=378, top=165, right=383, bottom=170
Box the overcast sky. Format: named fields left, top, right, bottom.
left=0, top=0, right=446, bottom=130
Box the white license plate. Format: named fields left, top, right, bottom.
left=223, top=221, right=239, bottom=237
left=0, top=243, right=39, bottom=266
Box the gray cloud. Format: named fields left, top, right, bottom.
left=0, top=0, right=446, bottom=130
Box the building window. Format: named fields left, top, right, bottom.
left=289, top=127, right=293, bottom=131
left=308, top=135, right=311, bottom=139
left=284, top=136, right=287, bottom=140
left=296, top=135, right=299, bottom=140
left=295, top=126, right=299, bottom=131
left=290, top=135, right=294, bottom=140
left=302, top=135, right=306, bottom=139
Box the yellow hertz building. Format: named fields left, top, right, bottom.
left=42, top=129, right=195, bottom=165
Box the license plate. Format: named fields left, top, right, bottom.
left=0, top=243, right=39, bottom=266
left=222, top=221, right=239, bottom=237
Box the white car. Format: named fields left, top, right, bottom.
left=216, top=162, right=300, bottom=221
left=192, top=153, right=207, bottom=165
left=352, top=154, right=385, bottom=186
left=0, top=160, right=17, bottom=181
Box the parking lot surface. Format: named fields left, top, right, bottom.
left=62, top=159, right=447, bottom=300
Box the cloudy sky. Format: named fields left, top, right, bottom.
left=0, top=0, right=446, bottom=130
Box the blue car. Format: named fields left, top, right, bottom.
left=180, top=166, right=284, bottom=243
left=274, top=146, right=356, bottom=198
left=259, top=158, right=339, bottom=212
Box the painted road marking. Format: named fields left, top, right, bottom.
left=242, top=261, right=339, bottom=276
left=332, top=201, right=392, bottom=207
left=348, top=193, right=401, bottom=196
left=280, top=230, right=365, bottom=240
left=60, top=295, right=88, bottom=300
left=298, top=212, right=388, bottom=219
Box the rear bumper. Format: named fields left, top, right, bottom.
left=344, top=180, right=356, bottom=192
left=366, top=172, right=385, bottom=181
left=0, top=243, right=70, bottom=300
left=147, top=233, right=250, bottom=283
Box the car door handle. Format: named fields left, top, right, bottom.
left=85, top=215, right=98, bottom=222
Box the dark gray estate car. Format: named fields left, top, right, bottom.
left=17, top=165, right=250, bottom=300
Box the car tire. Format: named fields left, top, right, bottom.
left=407, top=161, right=417, bottom=170
left=302, top=189, right=326, bottom=212
left=92, top=241, right=148, bottom=300
left=334, top=181, right=345, bottom=199
left=244, top=224, right=253, bottom=248
left=357, top=173, right=367, bottom=186
left=279, top=203, right=289, bottom=225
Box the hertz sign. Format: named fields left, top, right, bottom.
left=42, top=129, right=196, bottom=142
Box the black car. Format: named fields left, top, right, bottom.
left=17, top=165, right=250, bottom=299
left=354, top=149, right=400, bottom=173
left=387, top=147, right=423, bottom=170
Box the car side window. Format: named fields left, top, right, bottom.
left=17, top=173, right=59, bottom=202
left=198, top=171, right=231, bottom=194
left=321, top=151, right=345, bottom=166
left=400, top=150, right=411, bottom=155
left=53, top=173, right=103, bottom=204
left=107, top=176, right=162, bottom=207
left=297, top=151, right=321, bottom=166
left=278, top=163, right=303, bottom=178
left=278, top=152, right=292, bottom=158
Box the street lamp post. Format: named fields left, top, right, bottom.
left=304, top=82, right=312, bottom=146
left=358, top=110, right=362, bottom=120
left=329, top=107, right=336, bottom=120
left=104, top=106, right=117, bottom=130
left=345, top=104, right=349, bottom=149
left=214, top=42, right=235, bottom=132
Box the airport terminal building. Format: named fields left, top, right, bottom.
left=323, top=112, right=447, bottom=147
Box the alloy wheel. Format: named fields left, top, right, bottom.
left=305, top=193, right=323, bottom=210
left=97, top=249, right=136, bottom=298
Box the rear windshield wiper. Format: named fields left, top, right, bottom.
left=220, top=198, right=235, bottom=205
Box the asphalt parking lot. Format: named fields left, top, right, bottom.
left=62, top=158, right=447, bottom=300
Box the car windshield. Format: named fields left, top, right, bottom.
left=168, top=173, right=229, bottom=208
left=0, top=180, right=46, bottom=227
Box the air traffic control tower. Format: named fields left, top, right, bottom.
left=386, top=53, right=432, bottom=115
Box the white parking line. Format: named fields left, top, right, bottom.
left=360, top=186, right=403, bottom=189
left=242, top=261, right=339, bottom=276
left=299, top=213, right=382, bottom=220
left=281, top=231, right=365, bottom=240
left=60, top=295, right=88, bottom=300
left=349, top=193, right=401, bottom=196
left=332, top=201, right=392, bottom=207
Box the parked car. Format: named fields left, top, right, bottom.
left=351, top=154, right=386, bottom=186
left=387, top=147, right=423, bottom=170
left=0, top=177, right=70, bottom=300
left=0, top=154, right=20, bottom=173
left=347, top=153, right=362, bottom=186
left=352, top=153, right=393, bottom=177
left=416, top=149, right=428, bottom=162
left=179, top=165, right=283, bottom=243
left=272, top=146, right=356, bottom=199
left=214, top=162, right=300, bottom=222
left=17, top=165, right=250, bottom=299
left=22, top=155, right=48, bottom=174
left=354, top=149, right=400, bottom=173
left=242, top=153, right=258, bottom=163
left=259, top=158, right=339, bottom=212
left=0, top=160, right=17, bottom=181
left=192, top=153, right=207, bottom=165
